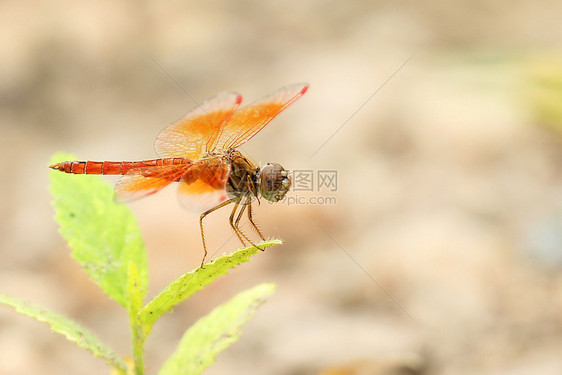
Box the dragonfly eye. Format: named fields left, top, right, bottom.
left=259, top=163, right=291, bottom=202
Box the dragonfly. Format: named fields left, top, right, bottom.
left=50, top=83, right=308, bottom=266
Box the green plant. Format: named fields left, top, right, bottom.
left=525, top=57, right=562, bottom=134
left=0, top=152, right=280, bottom=375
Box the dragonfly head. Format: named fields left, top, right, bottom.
left=259, top=163, right=291, bottom=203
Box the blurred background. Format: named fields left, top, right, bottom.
left=1, top=1, right=562, bottom=374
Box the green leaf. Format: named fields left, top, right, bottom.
left=127, top=262, right=144, bottom=317
left=139, top=240, right=281, bottom=336
left=0, top=293, right=126, bottom=372
left=159, top=283, right=275, bottom=375
left=49, top=153, right=148, bottom=308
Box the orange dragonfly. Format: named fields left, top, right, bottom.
left=51, top=83, right=308, bottom=266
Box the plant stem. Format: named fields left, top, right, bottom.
left=131, top=321, right=145, bottom=375
left=127, top=263, right=145, bottom=375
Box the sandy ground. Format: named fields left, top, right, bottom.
left=1, top=1, right=562, bottom=374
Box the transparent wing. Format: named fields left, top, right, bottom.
left=214, top=83, right=308, bottom=151
left=154, top=92, right=242, bottom=159
left=176, top=158, right=231, bottom=213
left=114, top=164, right=191, bottom=203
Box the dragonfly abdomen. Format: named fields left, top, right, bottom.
left=49, top=158, right=191, bottom=175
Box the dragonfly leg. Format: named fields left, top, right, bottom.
left=229, top=199, right=247, bottom=246
left=230, top=196, right=262, bottom=250
left=247, top=200, right=266, bottom=244
left=199, top=199, right=232, bottom=268
left=242, top=174, right=266, bottom=246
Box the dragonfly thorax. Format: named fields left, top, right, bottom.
left=226, top=152, right=260, bottom=202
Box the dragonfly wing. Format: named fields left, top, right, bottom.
left=114, top=164, right=191, bottom=203
left=154, top=91, right=242, bottom=159
left=215, top=83, right=308, bottom=151
left=177, top=158, right=231, bottom=213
